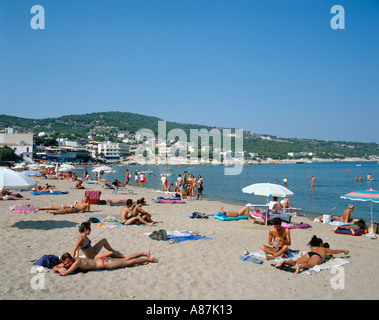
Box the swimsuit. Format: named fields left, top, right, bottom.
left=81, top=240, right=91, bottom=249
left=100, top=257, right=110, bottom=269
left=308, top=252, right=323, bottom=261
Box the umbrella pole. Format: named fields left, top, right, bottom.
left=371, top=201, right=374, bottom=233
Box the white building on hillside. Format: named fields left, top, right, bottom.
left=0, top=128, right=34, bottom=160
left=97, top=141, right=130, bottom=160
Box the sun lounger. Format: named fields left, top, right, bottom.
left=102, top=183, right=134, bottom=195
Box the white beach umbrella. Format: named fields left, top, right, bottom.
left=92, top=166, right=116, bottom=173
left=242, top=183, right=294, bottom=224
left=59, top=164, right=76, bottom=171
left=0, top=168, right=37, bottom=190
left=242, top=183, right=294, bottom=198
left=26, top=164, right=41, bottom=171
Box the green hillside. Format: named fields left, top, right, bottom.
left=0, top=112, right=378, bottom=159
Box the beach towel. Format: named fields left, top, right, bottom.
left=271, top=257, right=351, bottom=274
left=213, top=212, right=248, bottom=221
left=302, top=258, right=351, bottom=275
left=239, top=256, right=264, bottom=264
left=281, top=222, right=310, bottom=229
left=247, top=249, right=302, bottom=263
left=145, top=230, right=211, bottom=242
left=29, top=191, right=68, bottom=195
left=329, top=221, right=352, bottom=226
left=335, top=228, right=366, bottom=236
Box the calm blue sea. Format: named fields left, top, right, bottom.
left=77, top=161, right=379, bottom=222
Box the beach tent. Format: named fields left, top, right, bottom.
left=341, top=189, right=379, bottom=239
left=242, top=183, right=294, bottom=224
left=0, top=168, right=37, bottom=190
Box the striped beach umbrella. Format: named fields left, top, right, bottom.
left=341, top=189, right=379, bottom=238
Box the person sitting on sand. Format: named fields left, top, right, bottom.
left=332, top=204, right=356, bottom=223
left=72, top=221, right=123, bottom=259
left=53, top=251, right=158, bottom=276
left=261, top=217, right=291, bottom=260
left=120, top=199, right=156, bottom=226
left=334, top=219, right=367, bottom=235
left=219, top=206, right=254, bottom=221
left=274, top=235, right=349, bottom=274
left=75, top=180, right=85, bottom=189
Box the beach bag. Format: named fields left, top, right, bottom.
left=33, top=255, right=60, bottom=269
left=149, top=229, right=167, bottom=241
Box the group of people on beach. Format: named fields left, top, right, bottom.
left=53, top=220, right=158, bottom=276
left=259, top=217, right=349, bottom=274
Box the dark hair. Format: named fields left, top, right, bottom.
left=355, top=219, right=367, bottom=229
left=60, top=252, right=72, bottom=262
left=273, top=196, right=278, bottom=201
left=271, top=217, right=282, bottom=226
left=79, top=221, right=91, bottom=233
left=126, top=199, right=133, bottom=206
left=308, top=235, right=323, bottom=247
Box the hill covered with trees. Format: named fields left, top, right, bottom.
left=0, top=112, right=378, bottom=160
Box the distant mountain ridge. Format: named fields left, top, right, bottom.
left=0, top=112, right=378, bottom=159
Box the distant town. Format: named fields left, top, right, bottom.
left=1, top=126, right=378, bottom=166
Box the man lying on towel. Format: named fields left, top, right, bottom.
left=53, top=251, right=158, bottom=276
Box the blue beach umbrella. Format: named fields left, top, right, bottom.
left=341, top=189, right=379, bottom=239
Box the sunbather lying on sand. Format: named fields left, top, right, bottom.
left=219, top=206, right=254, bottom=221
left=107, top=197, right=146, bottom=205
left=44, top=201, right=91, bottom=215
left=274, top=235, right=349, bottom=274
left=334, top=219, right=366, bottom=235
left=53, top=251, right=158, bottom=276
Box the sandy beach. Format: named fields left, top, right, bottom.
left=0, top=176, right=378, bottom=300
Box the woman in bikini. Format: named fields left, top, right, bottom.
left=275, top=235, right=349, bottom=274
left=71, top=221, right=123, bottom=260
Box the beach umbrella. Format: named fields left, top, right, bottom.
left=60, top=164, right=76, bottom=170
left=26, top=164, right=41, bottom=171
left=242, top=183, right=294, bottom=198
left=242, top=183, right=294, bottom=224
left=92, top=166, right=116, bottom=173
left=22, top=170, right=42, bottom=176
left=341, top=189, right=379, bottom=239
left=0, top=168, right=37, bottom=190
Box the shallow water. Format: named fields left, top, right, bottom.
left=77, top=161, right=378, bottom=222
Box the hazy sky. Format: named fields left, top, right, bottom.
left=1, top=0, right=378, bottom=143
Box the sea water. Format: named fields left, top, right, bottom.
left=77, top=161, right=378, bottom=222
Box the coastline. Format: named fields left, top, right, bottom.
left=0, top=176, right=378, bottom=300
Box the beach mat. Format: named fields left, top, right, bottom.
left=145, top=230, right=211, bottom=242
left=272, top=258, right=351, bottom=275
left=247, top=249, right=302, bottom=263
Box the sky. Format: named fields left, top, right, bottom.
left=0, top=0, right=378, bottom=143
